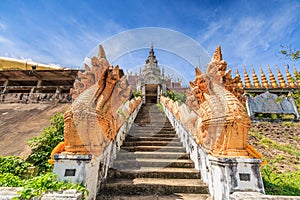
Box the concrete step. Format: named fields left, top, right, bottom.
left=108, top=167, right=201, bottom=179
left=129, top=126, right=176, bottom=133
left=127, top=133, right=177, bottom=138
left=97, top=193, right=210, bottom=200
left=121, top=145, right=186, bottom=152
left=134, top=124, right=173, bottom=128
left=100, top=178, right=209, bottom=195
left=113, top=158, right=195, bottom=168
left=116, top=151, right=190, bottom=159
left=124, top=136, right=180, bottom=142
left=122, top=141, right=182, bottom=146
left=134, top=115, right=167, bottom=119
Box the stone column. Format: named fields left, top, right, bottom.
left=157, top=84, right=160, bottom=103
left=208, top=156, right=264, bottom=200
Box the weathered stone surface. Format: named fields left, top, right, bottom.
left=41, top=189, right=83, bottom=200
left=0, top=187, right=23, bottom=200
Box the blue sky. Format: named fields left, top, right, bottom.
left=0, top=0, right=299, bottom=82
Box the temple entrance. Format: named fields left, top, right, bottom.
left=145, top=84, right=158, bottom=104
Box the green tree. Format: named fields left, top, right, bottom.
left=280, top=45, right=300, bottom=61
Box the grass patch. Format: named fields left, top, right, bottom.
left=250, top=131, right=300, bottom=158
left=292, top=136, right=300, bottom=141
left=250, top=130, right=300, bottom=196
left=262, top=164, right=300, bottom=196
left=156, top=103, right=164, bottom=113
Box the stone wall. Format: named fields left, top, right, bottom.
left=0, top=188, right=82, bottom=200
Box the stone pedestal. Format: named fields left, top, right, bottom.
left=208, top=156, right=264, bottom=200
left=53, top=154, right=92, bottom=184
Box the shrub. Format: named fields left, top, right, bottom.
left=0, top=173, right=24, bottom=187
left=26, top=113, right=64, bottom=173
left=132, top=90, right=142, bottom=98
left=18, top=173, right=87, bottom=200
left=0, top=156, right=33, bottom=177
left=165, top=90, right=186, bottom=104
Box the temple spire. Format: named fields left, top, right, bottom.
left=145, top=44, right=158, bottom=65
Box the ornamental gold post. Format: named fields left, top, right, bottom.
left=268, top=66, right=278, bottom=88
left=243, top=67, right=252, bottom=88
left=260, top=67, right=269, bottom=88
left=276, top=66, right=287, bottom=88
left=252, top=68, right=261, bottom=88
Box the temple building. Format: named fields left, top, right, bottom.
left=127, top=45, right=187, bottom=104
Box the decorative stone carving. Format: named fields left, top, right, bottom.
left=246, top=91, right=300, bottom=120
left=63, top=45, right=133, bottom=155
left=188, top=45, right=251, bottom=157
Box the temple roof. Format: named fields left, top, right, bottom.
left=145, top=44, right=158, bottom=65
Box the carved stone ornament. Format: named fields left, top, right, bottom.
left=63, top=45, right=133, bottom=156
left=188, top=45, right=251, bottom=157
left=246, top=91, right=300, bottom=120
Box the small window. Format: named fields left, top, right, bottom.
left=64, top=169, right=76, bottom=177
left=239, top=173, right=250, bottom=181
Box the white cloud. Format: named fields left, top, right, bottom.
left=0, top=35, right=13, bottom=45
left=0, top=22, right=6, bottom=30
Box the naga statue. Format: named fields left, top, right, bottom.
left=187, top=45, right=251, bottom=157
left=61, top=45, right=134, bottom=156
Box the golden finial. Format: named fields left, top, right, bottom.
left=251, top=68, right=261, bottom=88
left=244, top=67, right=252, bottom=88
left=260, top=67, right=269, bottom=88
left=268, top=66, right=278, bottom=88
left=236, top=68, right=244, bottom=88
left=276, top=66, right=287, bottom=88
left=285, top=67, right=296, bottom=88
left=294, top=66, right=300, bottom=87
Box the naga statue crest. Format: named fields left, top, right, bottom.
left=187, top=45, right=251, bottom=157
left=64, top=45, right=132, bottom=155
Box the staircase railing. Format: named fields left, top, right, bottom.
left=160, top=98, right=265, bottom=200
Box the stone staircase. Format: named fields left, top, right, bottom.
left=98, top=103, right=210, bottom=200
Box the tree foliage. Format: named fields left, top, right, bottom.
left=0, top=156, right=33, bottom=177
left=26, top=113, right=64, bottom=173
left=280, top=45, right=300, bottom=61
left=165, top=90, right=186, bottom=104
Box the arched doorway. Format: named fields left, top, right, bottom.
left=145, top=84, right=159, bottom=104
